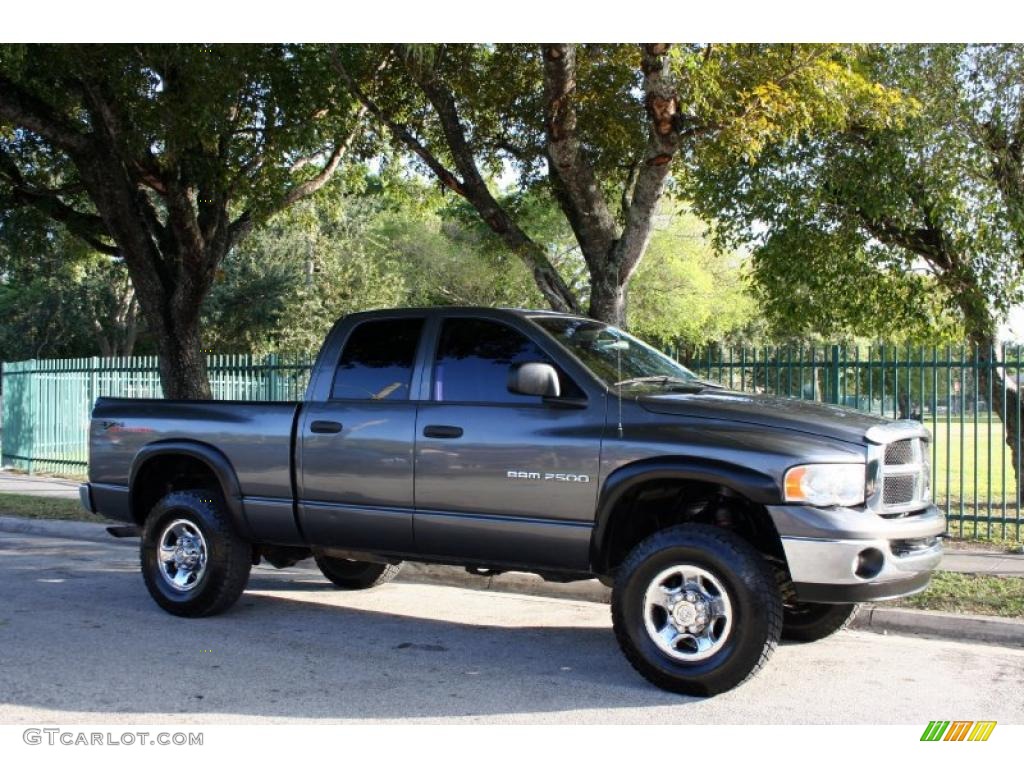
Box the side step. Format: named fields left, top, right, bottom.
left=106, top=525, right=140, bottom=539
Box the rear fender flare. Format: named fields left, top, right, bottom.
left=128, top=440, right=252, bottom=539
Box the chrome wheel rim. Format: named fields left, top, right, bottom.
left=642, top=564, right=733, bottom=662
left=157, top=519, right=208, bottom=593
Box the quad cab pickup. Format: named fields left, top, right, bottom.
left=82, top=307, right=944, bottom=696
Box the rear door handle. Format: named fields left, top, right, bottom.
left=310, top=420, right=343, bottom=434
left=423, top=425, right=463, bottom=439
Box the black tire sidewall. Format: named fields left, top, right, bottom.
left=314, top=555, right=391, bottom=589
left=140, top=491, right=247, bottom=616
left=613, top=526, right=779, bottom=696
left=782, top=602, right=859, bottom=642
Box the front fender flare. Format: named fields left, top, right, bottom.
left=590, top=457, right=782, bottom=573
left=128, top=440, right=252, bottom=539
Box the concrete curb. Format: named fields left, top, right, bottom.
left=852, top=605, right=1024, bottom=647
left=3, top=515, right=1022, bottom=647
left=0, top=515, right=127, bottom=545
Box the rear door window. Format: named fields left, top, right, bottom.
left=331, top=318, right=424, bottom=400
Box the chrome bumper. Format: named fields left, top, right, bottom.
left=768, top=503, right=945, bottom=603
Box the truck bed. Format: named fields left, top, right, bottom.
left=89, top=397, right=300, bottom=499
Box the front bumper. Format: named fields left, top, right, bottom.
left=768, top=502, right=945, bottom=604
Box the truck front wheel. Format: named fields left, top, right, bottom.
left=314, top=555, right=402, bottom=590
left=140, top=490, right=252, bottom=618
left=611, top=524, right=782, bottom=697
left=782, top=602, right=860, bottom=642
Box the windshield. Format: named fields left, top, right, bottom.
left=532, top=316, right=700, bottom=391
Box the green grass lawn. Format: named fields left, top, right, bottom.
left=892, top=571, right=1024, bottom=618
left=929, top=420, right=1019, bottom=511
left=0, top=492, right=96, bottom=522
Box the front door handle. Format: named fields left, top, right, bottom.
left=423, top=424, right=463, bottom=439
left=310, top=420, right=343, bottom=434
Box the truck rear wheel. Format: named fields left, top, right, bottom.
left=314, top=555, right=402, bottom=590
left=611, top=524, right=782, bottom=697
left=782, top=602, right=860, bottom=642
left=140, top=490, right=252, bottom=618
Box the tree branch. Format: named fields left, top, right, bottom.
left=339, top=44, right=579, bottom=314
left=229, top=102, right=366, bottom=246
left=0, top=74, right=90, bottom=154
left=0, top=146, right=118, bottom=254
left=978, top=117, right=1024, bottom=234
left=615, top=44, right=681, bottom=284
left=620, top=158, right=640, bottom=221
left=332, top=47, right=466, bottom=195
left=541, top=43, right=617, bottom=265
left=280, top=106, right=365, bottom=208
left=399, top=45, right=580, bottom=313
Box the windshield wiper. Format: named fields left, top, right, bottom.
left=614, top=375, right=711, bottom=392
left=690, top=377, right=725, bottom=390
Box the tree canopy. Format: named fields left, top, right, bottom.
left=335, top=43, right=906, bottom=326
left=688, top=43, right=1024, bottom=487
left=691, top=44, right=1023, bottom=343
left=0, top=43, right=364, bottom=396
left=3, top=43, right=1022, bottom=406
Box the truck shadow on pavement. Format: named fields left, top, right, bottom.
left=0, top=539, right=710, bottom=721
left=9, top=535, right=1021, bottom=724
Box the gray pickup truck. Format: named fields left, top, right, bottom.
left=81, top=307, right=944, bottom=696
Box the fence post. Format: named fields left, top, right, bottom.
left=28, top=359, right=37, bottom=474
left=88, top=356, right=98, bottom=415
left=266, top=353, right=279, bottom=401
left=830, top=345, right=841, bottom=405
left=0, top=361, right=5, bottom=465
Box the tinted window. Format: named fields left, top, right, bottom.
left=433, top=318, right=580, bottom=403
left=332, top=318, right=423, bottom=400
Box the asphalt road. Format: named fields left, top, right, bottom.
left=1, top=531, right=1021, bottom=725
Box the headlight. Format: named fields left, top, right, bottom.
left=783, top=464, right=866, bottom=507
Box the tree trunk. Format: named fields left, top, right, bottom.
left=122, top=299, right=139, bottom=357
left=975, top=340, right=1022, bottom=502
left=542, top=44, right=679, bottom=329
left=588, top=262, right=627, bottom=326
left=112, top=232, right=217, bottom=400
left=150, top=310, right=211, bottom=400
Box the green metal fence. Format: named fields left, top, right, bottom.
left=686, top=345, right=1022, bottom=540
left=0, top=354, right=313, bottom=475
left=1, top=345, right=1021, bottom=540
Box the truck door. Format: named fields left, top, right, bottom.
left=297, top=315, right=425, bottom=553
left=413, top=315, right=604, bottom=571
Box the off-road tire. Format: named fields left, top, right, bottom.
left=314, top=555, right=402, bottom=590
left=782, top=602, right=860, bottom=642
left=140, top=490, right=252, bottom=618
left=611, top=524, right=783, bottom=697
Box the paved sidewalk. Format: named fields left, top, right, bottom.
left=0, top=471, right=79, bottom=501
left=2, top=470, right=1023, bottom=575
left=942, top=549, right=1024, bottom=576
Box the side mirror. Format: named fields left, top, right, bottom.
left=508, top=362, right=561, bottom=398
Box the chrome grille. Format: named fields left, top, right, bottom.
left=883, top=475, right=916, bottom=505
left=884, top=439, right=915, bottom=466
left=880, top=436, right=930, bottom=514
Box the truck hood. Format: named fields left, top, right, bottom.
left=638, top=390, right=892, bottom=445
